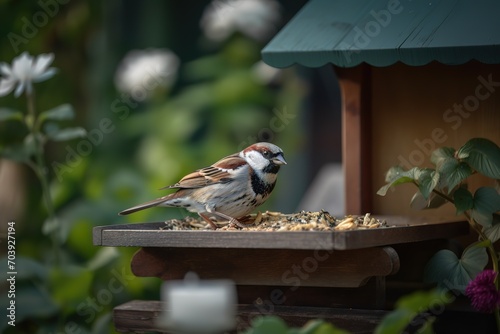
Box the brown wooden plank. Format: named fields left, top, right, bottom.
left=335, top=65, right=372, bottom=215
left=113, top=300, right=387, bottom=334
left=93, top=217, right=468, bottom=250
left=130, top=246, right=399, bottom=288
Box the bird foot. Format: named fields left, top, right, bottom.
left=228, top=217, right=247, bottom=229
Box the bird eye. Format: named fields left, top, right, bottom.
left=262, top=150, right=272, bottom=159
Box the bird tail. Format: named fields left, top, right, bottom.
left=118, top=197, right=169, bottom=215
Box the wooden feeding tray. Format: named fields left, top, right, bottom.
left=93, top=213, right=468, bottom=251
left=93, top=213, right=468, bottom=333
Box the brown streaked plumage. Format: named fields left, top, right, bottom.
left=119, top=142, right=286, bottom=229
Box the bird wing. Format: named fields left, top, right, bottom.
left=163, top=153, right=247, bottom=190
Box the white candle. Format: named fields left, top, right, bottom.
left=158, top=272, right=237, bottom=334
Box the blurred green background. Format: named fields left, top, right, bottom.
left=0, top=1, right=342, bottom=332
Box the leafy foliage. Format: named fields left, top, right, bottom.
left=424, top=244, right=488, bottom=293
left=378, top=137, right=500, bottom=302
left=0, top=2, right=307, bottom=333
left=457, top=138, right=500, bottom=179
left=244, top=316, right=349, bottom=334
left=375, top=289, right=452, bottom=334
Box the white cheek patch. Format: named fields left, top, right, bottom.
left=246, top=151, right=268, bottom=170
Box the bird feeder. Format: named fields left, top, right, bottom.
left=94, top=0, right=500, bottom=332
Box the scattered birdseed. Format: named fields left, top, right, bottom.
left=161, top=211, right=389, bottom=231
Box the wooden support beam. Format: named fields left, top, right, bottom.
left=130, top=246, right=399, bottom=288
left=335, top=65, right=372, bottom=214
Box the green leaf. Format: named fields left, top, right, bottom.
left=417, top=169, right=440, bottom=199
left=431, top=147, right=455, bottom=167
left=424, top=247, right=487, bottom=293
left=0, top=143, right=31, bottom=163
left=92, top=312, right=114, bottom=334
left=437, top=159, right=472, bottom=193
left=49, top=265, right=94, bottom=313
left=87, top=247, right=120, bottom=271
left=46, top=127, right=87, bottom=142
left=472, top=187, right=500, bottom=227
left=457, top=138, right=500, bottom=179
left=39, top=104, right=75, bottom=122
left=246, top=316, right=288, bottom=334
left=299, top=320, right=349, bottom=334
left=377, top=166, right=419, bottom=196
left=375, top=309, right=414, bottom=334
left=483, top=214, right=500, bottom=242
left=375, top=289, right=451, bottom=334
left=395, top=289, right=451, bottom=312
left=43, top=121, right=59, bottom=135
left=0, top=108, right=23, bottom=122
left=23, top=133, right=41, bottom=156
left=453, top=188, right=473, bottom=215
left=410, top=191, right=447, bottom=210
left=461, top=244, right=489, bottom=277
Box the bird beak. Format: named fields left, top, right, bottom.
left=272, top=154, right=287, bottom=165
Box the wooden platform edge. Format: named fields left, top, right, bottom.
left=92, top=218, right=469, bottom=250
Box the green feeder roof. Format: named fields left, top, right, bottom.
left=262, top=0, right=500, bottom=68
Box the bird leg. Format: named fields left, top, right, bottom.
left=198, top=213, right=218, bottom=230
left=203, top=209, right=247, bottom=229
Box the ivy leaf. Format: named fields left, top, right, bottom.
left=457, top=138, right=500, bottom=179
left=39, top=104, right=75, bottom=123
left=424, top=246, right=488, bottom=294
left=46, top=127, right=87, bottom=142
left=0, top=108, right=23, bottom=122
left=453, top=188, right=473, bottom=215
left=472, top=187, right=500, bottom=227
left=431, top=147, right=455, bottom=167
left=417, top=169, right=439, bottom=200
left=377, top=166, right=419, bottom=196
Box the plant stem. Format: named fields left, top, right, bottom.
left=26, top=90, right=60, bottom=264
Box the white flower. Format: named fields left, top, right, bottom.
left=0, top=52, right=57, bottom=97
left=114, top=49, right=180, bottom=101
left=201, top=0, right=281, bottom=42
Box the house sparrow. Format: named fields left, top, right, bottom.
left=119, top=142, right=287, bottom=229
